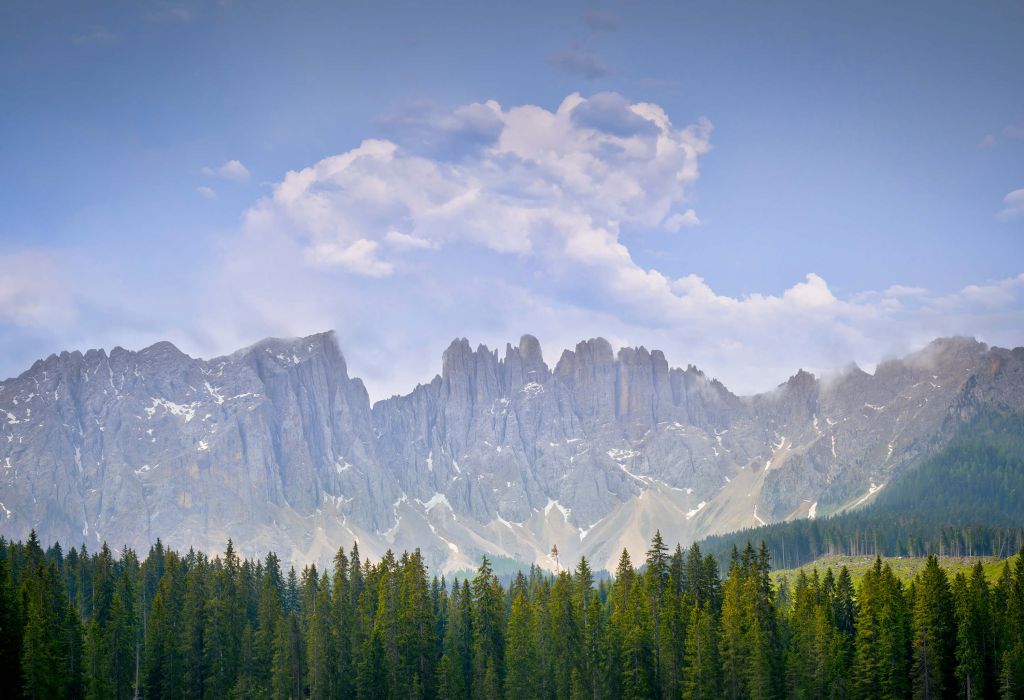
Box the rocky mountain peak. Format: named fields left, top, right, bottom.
left=1, top=331, right=1021, bottom=575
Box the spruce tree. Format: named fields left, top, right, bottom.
left=505, top=590, right=540, bottom=699
left=911, top=555, right=954, bottom=700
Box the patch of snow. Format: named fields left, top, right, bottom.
left=808, top=502, right=818, bottom=519
left=197, top=440, right=209, bottom=452
left=724, top=475, right=731, bottom=483
left=544, top=498, right=571, bottom=520
left=2, top=457, right=11, bottom=469
left=74, top=447, right=82, bottom=472
left=335, top=460, right=352, bottom=474
left=850, top=482, right=885, bottom=509
left=885, top=441, right=894, bottom=460
left=607, top=448, right=640, bottom=462
left=426, top=450, right=433, bottom=472
left=204, top=381, right=224, bottom=404
left=134, top=464, right=155, bottom=476
left=753, top=504, right=766, bottom=526
left=0, top=502, right=10, bottom=519
left=521, top=382, right=544, bottom=398
left=578, top=518, right=603, bottom=541
left=452, top=459, right=462, bottom=474
left=864, top=403, right=885, bottom=411
left=831, top=435, right=837, bottom=459
left=419, top=492, right=453, bottom=513
left=685, top=501, right=707, bottom=520
left=6, top=411, right=20, bottom=425
left=145, top=398, right=197, bottom=422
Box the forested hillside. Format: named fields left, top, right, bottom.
left=700, top=415, right=1024, bottom=570
left=3, top=531, right=1024, bottom=699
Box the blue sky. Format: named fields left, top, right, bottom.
left=1, top=0, right=1022, bottom=398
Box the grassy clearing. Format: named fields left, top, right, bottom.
left=772, top=552, right=1020, bottom=587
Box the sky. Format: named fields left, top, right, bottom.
left=1, top=0, right=1023, bottom=400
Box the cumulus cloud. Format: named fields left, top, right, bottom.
left=202, top=93, right=1024, bottom=399
left=996, top=188, right=1024, bottom=222
left=197, top=186, right=217, bottom=199
left=203, top=159, right=250, bottom=182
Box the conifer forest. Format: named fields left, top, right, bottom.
left=3, top=531, right=1024, bottom=700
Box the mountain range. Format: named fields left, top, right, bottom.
left=1, top=332, right=1021, bottom=572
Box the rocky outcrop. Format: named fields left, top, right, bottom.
left=0, top=332, right=1018, bottom=572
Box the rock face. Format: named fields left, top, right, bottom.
left=0, top=332, right=1019, bottom=572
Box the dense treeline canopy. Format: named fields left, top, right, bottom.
left=3, top=530, right=1024, bottom=699
left=700, top=416, right=1024, bottom=569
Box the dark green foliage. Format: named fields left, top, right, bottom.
left=699, top=416, right=1024, bottom=569
left=2, top=529, right=1023, bottom=699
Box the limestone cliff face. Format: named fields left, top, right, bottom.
left=0, top=332, right=1017, bottom=572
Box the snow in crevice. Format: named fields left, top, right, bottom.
left=0, top=501, right=11, bottom=519
left=578, top=518, right=603, bottom=541
left=418, top=492, right=454, bottom=513
left=426, top=450, right=433, bottom=472
left=204, top=381, right=225, bottom=404
left=197, top=440, right=209, bottom=452
left=753, top=504, right=767, bottom=526
left=685, top=501, right=707, bottom=520
left=850, top=482, right=885, bottom=509
left=335, top=459, right=353, bottom=474
left=544, top=498, right=571, bottom=520
left=808, top=501, right=818, bottom=519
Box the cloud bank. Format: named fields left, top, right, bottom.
left=1, top=93, right=1021, bottom=400
left=198, top=93, right=1024, bottom=399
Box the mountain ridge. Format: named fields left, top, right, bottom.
left=1, top=331, right=1020, bottom=573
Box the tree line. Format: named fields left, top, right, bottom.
left=700, top=424, right=1024, bottom=570
left=2, top=531, right=1024, bottom=699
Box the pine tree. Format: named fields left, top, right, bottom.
left=683, top=603, right=720, bottom=700
left=505, top=590, right=540, bottom=699
left=306, top=571, right=335, bottom=700
left=471, top=557, right=505, bottom=700
left=911, top=555, right=954, bottom=700
left=0, top=547, right=23, bottom=700
left=271, top=612, right=304, bottom=700
left=21, top=563, right=61, bottom=700
left=438, top=579, right=473, bottom=700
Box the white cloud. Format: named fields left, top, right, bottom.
left=996, top=188, right=1024, bottom=222
left=195, top=93, right=1024, bottom=399
left=203, top=159, right=250, bottom=182
left=663, top=209, right=700, bottom=231
left=305, top=239, right=394, bottom=277
left=197, top=186, right=217, bottom=199
left=0, top=252, right=74, bottom=327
